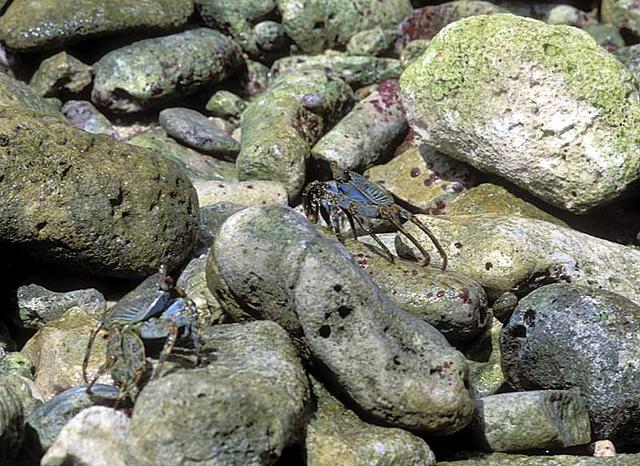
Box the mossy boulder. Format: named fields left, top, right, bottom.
left=400, top=14, right=640, bottom=213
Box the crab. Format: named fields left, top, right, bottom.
left=303, top=162, right=448, bottom=270
left=82, top=265, right=201, bottom=400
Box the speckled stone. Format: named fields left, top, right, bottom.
left=61, top=100, right=117, bottom=138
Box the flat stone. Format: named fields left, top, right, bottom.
left=61, top=100, right=117, bottom=138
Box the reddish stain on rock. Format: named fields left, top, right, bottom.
left=485, top=262, right=493, bottom=270
left=436, top=290, right=446, bottom=298
left=410, top=167, right=421, bottom=177
left=459, top=287, right=471, bottom=304
left=377, top=80, right=400, bottom=108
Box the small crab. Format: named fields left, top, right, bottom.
left=303, top=162, right=448, bottom=270
left=82, top=265, right=201, bottom=400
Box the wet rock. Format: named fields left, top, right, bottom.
left=272, top=53, right=403, bottom=87
left=20, top=308, right=111, bottom=400
left=159, top=107, right=240, bottom=160
left=277, top=0, right=412, bottom=53
left=197, top=203, right=246, bottom=255
left=237, top=70, right=354, bottom=200
left=444, top=184, right=565, bottom=226
left=312, top=80, right=407, bottom=172
left=128, top=127, right=237, bottom=183
left=92, top=28, right=242, bottom=113
left=346, top=27, right=397, bottom=56
left=254, top=20, right=287, bottom=52
left=25, top=384, right=120, bottom=454
left=438, top=452, right=640, bottom=465
left=584, top=24, right=624, bottom=52
left=0, top=0, right=193, bottom=52
left=29, top=52, right=92, bottom=98
left=396, top=1, right=506, bottom=48
left=127, top=321, right=310, bottom=466
left=177, top=256, right=224, bottom=327
left=61, top=100, right=117, bottom=138
left=212, top=206, right=474, bottom=433
left=465, top=318, right=504, bottom=397
left=195, top=179, right=288, bottom=208
left=400, top=14, right=640, bottom=213
left=501, top=284, right=640, bottom=446
left=17, top=284, right=106, bottom=330
left=363, top=144, right=475, bottom=213
left=205, top=90, right=248, bottom=122
left=395, top=214, right=640, bottom=303
left=0, top=107, right=199, bottom=278
left=306, top=375, right=436, bottom=466
left=196, top=0, right=276, bottom=56
left=0, top=73, right=63, bottom=117
left=0, top=353, right=34, bottom=380
left=0, top=375, right=26, bottom=461
left=471, top=390, right=591, bottom=451
left=40, top=406, right=130, bottom=466
left=602, top=0, right=640, bottom=37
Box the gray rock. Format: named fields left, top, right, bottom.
left=501, top=284, right=640, bottom=446
left=205, top=90, right=247, bottom=121
left=603, top=0, right=640, bottom=38
left=347, top=27, right=397, bottom=56
left=254, top=20, right=287, bottom=52
left=312, top=80, right=407, bottom=172
left=0, top=0, right=193, bottom=51
left=25, top=384, right=121, bottom=454
left=237, top=69, right=354, bottom=200
left=127, top=321, right=310, bottom=466
left=29, top=52, right=92, bottom=97
left=471, top=390, right=591, bottom=451
left=197, top=203, right=246, bottom=255
left=212, top=206, right=474, bottom=434
left=159, top=107, right=240, bottom=159
left=92, top=28, right=242, bottom=113
left=17, top=284, right=106, bottom=330
left=0, top=72, right=63, bottom=118
left=400, top=14, right=640, bottom=213
left=128, top=127, right=237, bottom=183
left=61, top=100, right=117, bottom=138
left=0, top=106, right=199, bottom=278
left=438, top=452, right=640, bottom=465
left=195, top=179, right=288, bottom=208
left=40, top=406, right=130, bottom=466
left=584, top=24, right=624, bottom=52
left=306, top=375, right=436, bottom=466
left=242, top=58, right=271, bottom=96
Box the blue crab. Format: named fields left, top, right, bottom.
left=82, top=265, right=201, bottom=399
left=303, top=162, right=448, bottom=270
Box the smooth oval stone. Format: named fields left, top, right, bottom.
left=159, top=108, right=240, bottom=159
left=254, top=20, right=287, bottom=52
left=92, top=28, right=242, bottom=113
left=501, top=283, right=640, bottom=446
left=0, top=107, right=199, bottom=278
left=0, top=0, right=193, bottom=52
left=128, top=321, right=310, bottom=466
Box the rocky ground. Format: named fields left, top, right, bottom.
left=0, top=0, right=639, bottom=465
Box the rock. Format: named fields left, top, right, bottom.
left=195, top=0, right=276, bottom=56
left=465, top=318, right=505, bottom=397
left=212, top=206, right=474, bottom=433
left=17, top=284, right=106, bottom=330
left=615, top=44, right=640, bottom=78
left=444, top=183, right=565, bottom=225
left=92, top=28, right=242, bottom=113
left=128, top=127, right=237, bottom=183
left=438, top=452, right=640, bottom=465
left=195, top=180, right=288, bottom=208
left=306, top=375, right=436, bottom=466
left=3, top=374, right=43, bottom=416
left=396, top=1, right=506, bottom=48
left=254, top=20, right=287, bottom=52
left=159, top=107, right=240, bottom=159
left=0, top=353, right=34, bottom=380
left=363, top=144, right=475, bottom=213
left=545, top=5, right=589, bottom=27
left=40, top=406, right=130, bottom=466
left=0, top=324, right=15, bottom=361
left=0, top=107, right=199, bottom=278
left=400, top=14, right=640, bottom=213
left=346, top=27, right=397, bottom=56
left=25, top=384, right=121, bottom=454
left=29, top=52, right=92, bottom=97
left=0, top=0, right=193, bottom=52
left=205, top=90, right=247, bottom=122
left=20, top=308, right=111, bottom=400
left=61, top=100, right=117, bottom=138
left=592, top=439, right=617, bottom=457
left=197, top=203, right=246, bottom=255
left=272, top=53, right=403, bottom=88
left=277, top=0, right=412, bottom=53
left=177, top=256, right=224, bottom=327
left=311, top=80, right=407, bottom=172
left=127, top=321, right=310, bottom=466
left=584, top=24, right=624, bottom=52
left=395, top=214, right=640, bottom=304
left=471, top=390, right=591, bottom=451
left=0, top=375, right=26, bottom=461
left=501, top=284, right=640, bottom=446
left=400, top=39, right=430, bottom=66
left=0, top=73, right=63, bottom=118
left=237, top=70, right=354, bottom=200
left=242, top=58, right=271, bottom=96
left=336, top=235, right=490, bottom=345
left=602, top=0, right=640, bottom=37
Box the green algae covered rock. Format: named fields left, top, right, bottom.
left=439, top=452, right=640, bottom=465
left=28, top=52, right=92, bottom=98
left=400, top=14, right=640, bottom=213
left=277, top=0, right=412, bottom=53
left=602, top=0, right=640, bottom=37
left=0, top=73, right=63, bottom=118
left=92, top=28, right=242, bottom=113
left=0, top=0, right=193, bottom=52
left=0, top=107, right=199, bottom=278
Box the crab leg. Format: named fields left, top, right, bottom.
left=151, top=321, right=179, bottom=380
left=82, top=321, right=104, bottom=385
left=407, top=215, right=448, bottom=271
left=86, top=325, right=121, bottom=394
left=385, top=215, right=433, bottom=268
left=349, top=212, right=396, bottom=263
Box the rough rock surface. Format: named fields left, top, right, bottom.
left=28, top=52, right=93, bottom=98
left=61, top=100, right=117, bottom=138
left=0, top=73, right=63, bottom=118
left=195, top=180, right=288, bottom=208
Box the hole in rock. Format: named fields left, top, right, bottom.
left=319, top=325, right=331, bottom=338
